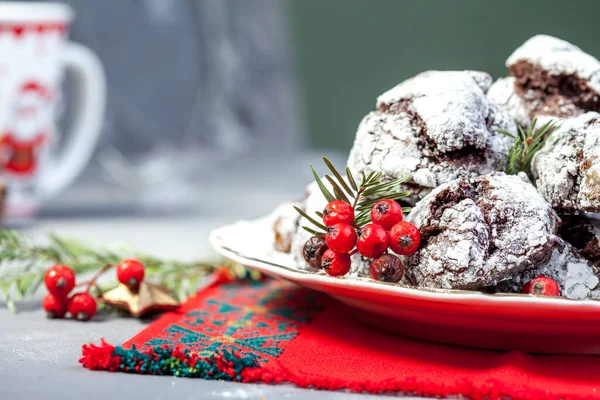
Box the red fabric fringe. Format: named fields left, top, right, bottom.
left=79, top=339, right=116, bottom=371
left=80, top=342, right=597, bottom=400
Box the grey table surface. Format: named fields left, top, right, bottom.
left=0, top=153, right=422, bottom=400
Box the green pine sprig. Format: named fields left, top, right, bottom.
left=497, top=118, right=559, bottom=178
left=0, top=230, right=231, bottom=313
left=296, top=157, right=412, bottom=233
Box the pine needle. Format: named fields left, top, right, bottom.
left=497, top=119, right=559, bottom=178
left=0, top=230, right=224, bottom=313
left=296, top=159, right=412, bottom=232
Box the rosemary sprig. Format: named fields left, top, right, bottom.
left=0, top=230, right=226, bottom=313
left=298, top=157, right=412, bottom=231
left=497, top=118, right=559, bottom=178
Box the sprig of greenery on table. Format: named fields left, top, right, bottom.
left=294, top=157, right=412, bottom=233
left=0, top=230, right=224, bottom=313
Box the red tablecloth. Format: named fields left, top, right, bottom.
left=81, top=275, right=600, bottom=399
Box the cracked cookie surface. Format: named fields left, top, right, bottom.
left=488, top=35, right=600, bottom=126
left=532, top=113, right=600, bottom=214
left=493, top=239, right=600, bottom=300
left=403, top=173, right=561, bottom=290
left=559, top=215, right=600, bottom=268
left=347, top=70, right=515, bottom=205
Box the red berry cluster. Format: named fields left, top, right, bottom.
left=41, top=259, right=146, bottom=321
left=42, top=264, right=96, bottom=320
left=303, top=199, right=421, bottom=283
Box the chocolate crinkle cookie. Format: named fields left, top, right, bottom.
left=488, top=35, right=600, bottom=127
left=492, top=239, right=600, bottom=300
left=347, top=70, right=515, bottom=205
left=403, top=173, right=561, bottom=290
left=531, top=113, right=600, bottom=214
left=272, top=200, right=303, bottom=253
left=559, top=215, right=600, bottom=268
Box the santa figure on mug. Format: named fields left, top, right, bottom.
left=1, top=80, right=51, bottom=177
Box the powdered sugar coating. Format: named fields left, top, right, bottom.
left=494, top=240, right=600, bottom=300
left=464, top=71, right=494, bottom=92
left=487, top=77, right=532, bottom=127
left=489, top=35, right=600, bottom=126
left=348, top=71, right=515, bottom=204
left=506, top=35, right=600, bottom=93
left=532, top=113, right=600, bottom=213
left=488, top=76, right=585, bottom=127
left=404, top=173, right=561, bottom=290
left=376, top=70, right=509, bottom=153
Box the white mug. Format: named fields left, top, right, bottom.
left=0, top=2, right=106, bottom=220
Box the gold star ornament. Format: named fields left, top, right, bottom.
left=100, top=281, right=179, bottom=317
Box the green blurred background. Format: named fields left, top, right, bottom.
left=288, top=0, right=600, bottom=150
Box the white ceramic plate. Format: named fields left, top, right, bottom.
left=210, top=213, right=600, bottom=354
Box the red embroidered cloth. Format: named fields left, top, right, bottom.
left=81, top=276, right=600, bottom=399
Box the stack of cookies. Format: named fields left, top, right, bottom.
left=274, top=35, right=600, bottom=300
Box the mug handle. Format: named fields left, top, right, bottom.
left=39, top=42, right=106, bottom=198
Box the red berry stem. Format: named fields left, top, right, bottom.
left=81, top=263, right=114, bottom=293
left=351, top=186, right=366, bottom=210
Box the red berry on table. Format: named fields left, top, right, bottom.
left=389, top=221, right=421, bottom=255
left=302, top=235, right=329, bottom=269
left=325, top=223, right=357, bottom=254
left=369, top=254, right=404, bottom=283
left=41, top=293, right=67, bottom=319
left=321, top=249, right=351, bottom=277
left=68, top=293, right=97, bottom=321
left=117, top=259, right=145, bottom=290
left=370, top=199, right=403, bottom=230
left=523, top=276, right=560, bottom=296
left=44, top=264, right=75, bottom=298
left=322, top=200, right=355, bottom=227
left=356, top=223, right=389, bottom=258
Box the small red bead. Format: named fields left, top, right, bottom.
left=357, top=223, right=389, bottom=258
left=325, top=223, right=357, bottom=254
left=389, top=221, right=421, bottom=255
left=42, top=293, right=68, bottom=318
left=321, top=249, right=351, bottom=276
left=523, top=276, right=560, bottom=296
left=117, top=259, right=145, bottom=290
left=370, top=199, right=403, bottom=230
left=44, top=264, right=75, bottom=298
left=322, top=200, right=355, bottom=227
left=68, top=293, right=97, bottom=321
